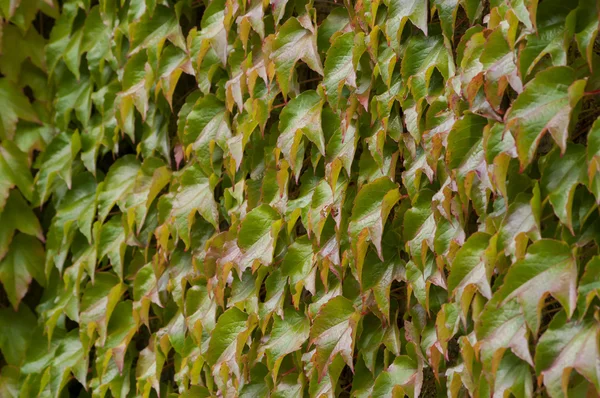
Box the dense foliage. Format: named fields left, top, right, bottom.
left=2, top=0, right=600, bottom=396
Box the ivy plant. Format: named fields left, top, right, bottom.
left=1, top=0, right=600, bottom=396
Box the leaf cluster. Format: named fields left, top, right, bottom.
left=2, top=0, right=600, bottom=397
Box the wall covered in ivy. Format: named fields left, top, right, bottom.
left=1, top=0, right=600, bottom=396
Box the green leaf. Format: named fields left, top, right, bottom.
left=103, top=300, right=138, bottom=373
left=493, top=352, right=534, bottom=398
left=0, top=140, right=34, bottom=203
left=488, top=239, right=577, bottom=334
left=518, top=0, right=576, bottom=78
left=349, top=177, right=401, bottom=261
left=317, top=8, right=350, bottom=52
left=322, top=32, right=356, bottom=110
left=198, top=0, right=228, bottom=64
left=385, top=0, right=428, bottom=50
left=0, top=78, right=38, bottom=140
left=309, top=295, right=360, bottom=378
left=578, top=256, right=600, bottom=318
left=403, top=190, right=436, bottom=269
left=401, top=34, right=455, bottom=100
left=506, top=66, right=585, bottom=168
left=0, top=305, right=37, bottom=366
left=0, top=365, right=19, bottom=398
left=206, top=307, right=252, bottom=379
left=265, top=307, right=310, bottom=380
left=236, top=204, right=282, bottom=271
left=498, top=192, right=540, bottom=258
left=50, top=331, right=87, bottom=397
left=183, top=94, right=231, bottom=175
left=535, top=314, right=600, bottom=398
left=278, top=90, right=325, bottom=176
left=80, top=273, right=125, bottom=345
left=168, top=164, right=219, bottom=247
left=0, top=188, right=43, bottom=259
left=433, top=0, right=459, bottom=41
left=372, top=355, right=420, bottom=397
left=271, top=18, right=323, bottom=98
left=476, top=299, right=533, bottom=373
left=281, top=235, right=315, bottom=304
left=97, top=217, right=127, bottom=279
left=446, top=113, right=488, bottom=169
left=0, top=234, right=44, bottom=310
left=540, top=144, right=587, bottom=233
left=448, top=232, right=494, bottom=307
left=45, top=172, right=96, bottom=275
left=128, top=5, right=185, bottom=55
left=125, top=157, right=171, bottom=233
left=34, top=131, right=81, bottom=205
left=361, top=250, right=403, bottom=319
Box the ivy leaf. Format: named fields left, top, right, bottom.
left=588, top=117, right=600, bottom=191
left=0, top=305, right=37, bottom=366
left=322, top=32, right=356, bottom=111
left=156, top=45, right=191, bottom=108
left=498, top=192, right=540, bottom=258
left=309, top=295, right=360, bottom=379
left=45, top=172, right=96, bottom=275
left=0, top=189, right=43, bottom=259
left=448, top=232, right=494, bottom=310
left=349, top=177, right=401, bottom=263
left=0, top=234, right=44, bottom=310
left=197, top=0, right=228, bottom=65
left=0, top=78, right=39, bottom=140
left=0, top=365, right=19, bottom=397
left=535, top=313, right=600, bottom=398
left=119, top=51, right=152, bottom=128
left=183, top=94, right=231, bottom=175
left=236, top=204, right=282, bottom=272
left=206, top=307, right=253, bottom=380
left=281, top=235, right=315, bottom=306
left=80, top=273, right=125, bottom=346
left=34, top=131, right=81, bottom=205
left=476, top=299, right=534, bottom=373
left=433, top=0, right=459, bottom=41
left=103, top=300, right=138, bottom=373
left=50, top=331, right=87, bottom=397
left=97, top=218, right=127, bottom=279
left=265, top=308, right=310, bottom=380
left=575, top=1, right=600, bottom=70
left=540, top=145, right=587, bottom=233
left=361, top=250, right=404, bottom=319
left=124, top=157, right=171, bottom=233
left=372, top=355, right=420, bottom=397
left=488, top=239, right=577, bottom=334
left=185, top=284, right=217, bottom=347
left=401, top=34, right=455, bottom=100
left=55, top=70, right=92, bottom=129
left=277, top=90, right=325, bottom=176
left=168, top=164, right=219, bottom=247
left=128, top=5, right=185, bottom=55
left=0, top=140, right=34, bottom=204
left=446, top=113, right=487, bottom=169
left=518, top=0, right=576, bottom=78
left=385, top=0, right=428, bottom=50
left=493, top=352, right=534, bottom=398
left=506, top=66, right=585, bottom=168
left=578, top=256, right=600, bottom=318
left=271, top=18, right=323, bottom=98
left=97, top=155, right=141, bottom=223
left=403, top=190, right=436, bottom=269
left=317, top=8, right=350, bottom=52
